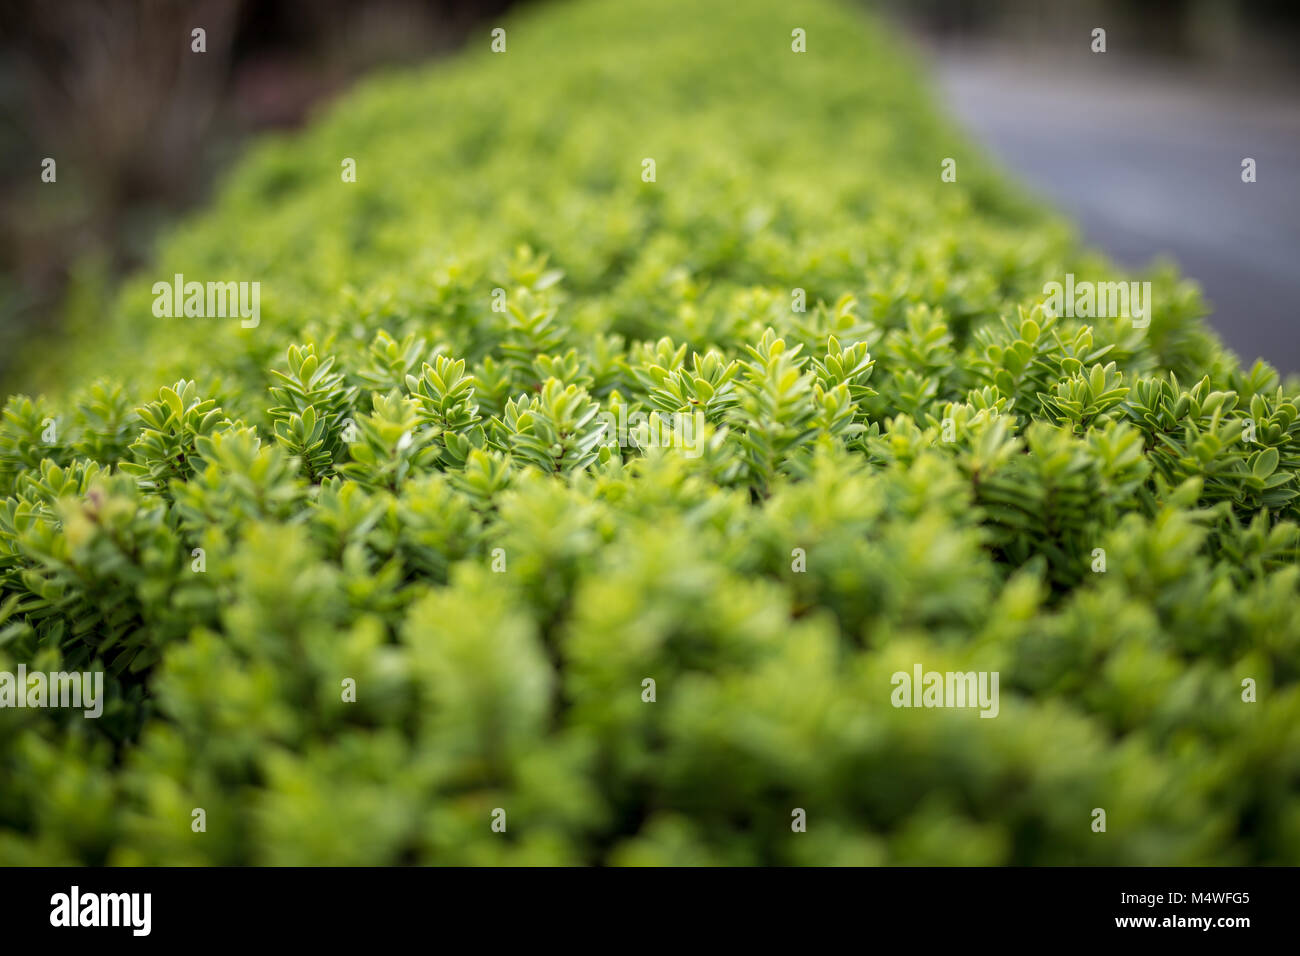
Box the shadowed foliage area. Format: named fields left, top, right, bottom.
left=1, top=0, right=1298, bottom=865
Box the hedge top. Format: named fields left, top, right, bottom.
left=1, top=0, right=1298, bottom=866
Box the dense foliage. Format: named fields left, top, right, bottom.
left=2, top=0, right=1298, bottom=865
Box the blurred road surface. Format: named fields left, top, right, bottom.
left=931, top=51, right=1300, bottom=373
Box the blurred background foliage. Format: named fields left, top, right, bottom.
left=3, top=0, right=1299, bottom=384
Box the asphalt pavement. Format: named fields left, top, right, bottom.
left=930, top=50, right=1300, bottom=373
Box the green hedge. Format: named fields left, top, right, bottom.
left=2, top=0, right=1298, bottom=865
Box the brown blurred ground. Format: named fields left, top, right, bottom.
left=0, top=0, right=517, bottom=386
